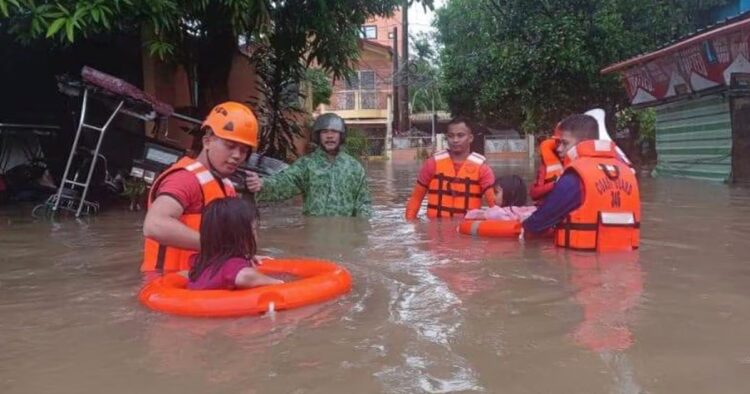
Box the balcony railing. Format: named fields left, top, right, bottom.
left=329, top=90, right=390, bottom=111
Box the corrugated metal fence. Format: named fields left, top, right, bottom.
left=654, top=95, right=732, bottom=182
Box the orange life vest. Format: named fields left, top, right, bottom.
left=530, top=138, right=564, bottom=202
left=426, top=151, right=486, bottom=218
left=141, top=157, right=236, bottom=273
left=540, top=138, right=563, bottom=182
left=554, top=140, right=640, bottom=252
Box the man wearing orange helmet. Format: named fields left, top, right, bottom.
left=141, top=102, right=261, bottom=273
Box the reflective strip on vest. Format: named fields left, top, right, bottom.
left=601, top=212, right=635, bottom=226
left=594, top=140, right=612, bottom=152
left=195, top=170, right=214, bottom=185
left=185, top=162, right=202, bottom=171
left=467, top=152, right=486, bottom=165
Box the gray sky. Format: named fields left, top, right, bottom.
left=409, top=0, right=445, bottom=38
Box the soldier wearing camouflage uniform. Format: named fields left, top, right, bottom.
left=252, top=113, right=372, bottom=217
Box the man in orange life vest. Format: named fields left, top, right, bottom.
left=405, top=117, right=496, bottom=219
left=141, top=102, right=262, bottom=273
left=530, top=110, right=633, bottom=204
left=522, top=114, right=640, bottom=252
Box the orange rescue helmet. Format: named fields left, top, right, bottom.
left=202, top=102, right=259, bottom=148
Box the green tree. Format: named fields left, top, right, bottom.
left=245, top=0, right=431, bottom=158
left=616, top=106, right=656, bottom=158
left=435, top=0, right=726, bottom=134
left=1, top=0, right=433, bottom=158
left=408, top=32, right=446, bottom=114
left=343, top=127, right=368, bottom=158
left=305, top=68, right=332, bottom=109
left=1, top=0, right=269, bottom=109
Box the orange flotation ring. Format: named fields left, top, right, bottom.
left=458, top=220, right=522, bottom=238
left=138, top=258, right=352, bottom=317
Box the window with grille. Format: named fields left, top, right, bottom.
left=345, top=73, right=359, bottom=90
left=360, top=71, right=375, bottom=90
left=340, top=70, right=379, bottom=110
left=336, top=92, right=355, bottom=110
left=361, top=92, right=377, bottom=109
left=359, top=71, right=376, bottom=109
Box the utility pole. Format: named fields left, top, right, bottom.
left=391, top=26, right=400, bottom=133
left=399, top=0, right=410, bottom=134
left=431, top=93, right=436, bottom=147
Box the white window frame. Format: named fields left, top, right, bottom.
left=361, top=25, right=377, bottom=39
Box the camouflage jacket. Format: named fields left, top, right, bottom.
left=257, top=149, right=372, bottom=217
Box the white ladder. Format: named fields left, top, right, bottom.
left=50, top=89, right=124, bottom=217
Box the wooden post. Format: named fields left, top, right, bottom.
left=527, top=133, right=535, bottom=161
left=392, top=26, right=400, bottom=133
left=399, top=1, right=410, bottom=133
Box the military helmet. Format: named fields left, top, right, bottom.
left=312, top=113, right=347, bottom=143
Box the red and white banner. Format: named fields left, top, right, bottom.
left=609, top=25, right=750, bottom=105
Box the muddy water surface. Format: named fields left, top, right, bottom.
left=1, top=160, right=750, bottom=393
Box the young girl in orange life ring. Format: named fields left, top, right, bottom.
left=187, top=197, right=282, bottom=290
left=139, top=197, right=352, bottom=317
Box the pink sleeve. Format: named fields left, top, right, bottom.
left=478, top=164, right=496, bottom=191
left=416, top=158, right=437, bottom=187
left=154, top=170, right=203, bottom=213
left=222, top=257, right=251, bottom=288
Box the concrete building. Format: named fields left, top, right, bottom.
left=317, top=12, right=402, bottom=149
left=603, top=2, right=750, bottom=182
left=360, top=10, right=404, bottom=57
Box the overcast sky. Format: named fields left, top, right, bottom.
left=409, top=0, right=445, bottom=39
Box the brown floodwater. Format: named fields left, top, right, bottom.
left=2, top=160, right=750, bottom=393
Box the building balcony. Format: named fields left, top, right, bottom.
left=322, top=90, right=391, bottom=120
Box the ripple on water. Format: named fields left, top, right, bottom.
left=2, top=165, right=750, bottom=393
left=375, top=352, right=484, bottom=393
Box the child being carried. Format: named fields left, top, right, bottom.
left=465, top=175, right=536, bottom=221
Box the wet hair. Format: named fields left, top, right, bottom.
left=558, top=114, right=598, bottom=141
left=188, top=197, right=258, bottom=281
left=446, top=116, right=475, bottom=134
left=495, top=175, right=527, bottom=207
